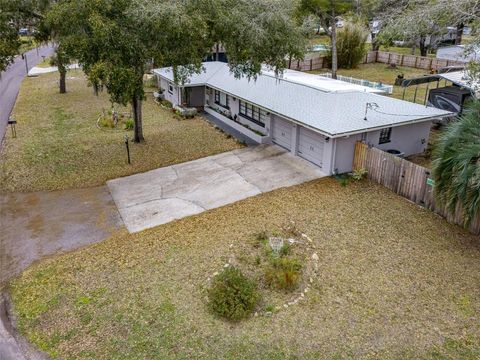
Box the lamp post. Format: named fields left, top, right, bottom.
left=124, top=134, right=131, bottom=164
left=22, top=53, right=29, bottom=74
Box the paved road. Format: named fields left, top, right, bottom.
left=0, top=44, right=54, bottom=150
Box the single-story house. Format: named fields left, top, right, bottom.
left=436, top=45, right=479, bottom=62
left=154, top=62, right=452, bottom=175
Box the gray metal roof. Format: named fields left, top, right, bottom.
left=154, top=62, right=453, bottom=138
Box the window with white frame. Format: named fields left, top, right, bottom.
left=239, top=100, right=267, bottom=127
left=379, top=127, right=392, bottom=144
left=168, top=84, right=173, bottom=94
left=214, top=90, right=229, bottom=108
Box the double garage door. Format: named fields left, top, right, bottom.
left=272, top=117, right=325, bottom=167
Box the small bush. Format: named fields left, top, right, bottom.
left=334, top=173, right=350, bottom=187
left=278, top=243, right=291, bottom=257
left=124, top=119, right=134, bottom=130
left=207, top=267, right=259, bottom=321
left=160, top=100, right=173, bottom=108
left=98, top=116, right=115, bottom=128
left=265, top=257, right=302, bottom=291
left=253, top=231, right=268, bottom=247
left=350, top=168, right=368, bottom=181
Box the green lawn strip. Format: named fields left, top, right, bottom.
left=9, top=179, right=480, bottom=359
left=0, top=70, right=242, bottom=192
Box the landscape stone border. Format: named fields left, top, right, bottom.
left=206, top=232, right=320, bottom=318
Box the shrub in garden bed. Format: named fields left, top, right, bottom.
left=264, top=257, right=302, bottom=291
left=207, top=267, right=259, bottom=321
left=160, top=99, right=173, bottom=108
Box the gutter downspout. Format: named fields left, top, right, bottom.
left=330, top=138, right=338, bottom=175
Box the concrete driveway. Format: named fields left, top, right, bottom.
left=108, top=145, right=326, bottom=233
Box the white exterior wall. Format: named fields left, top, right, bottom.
left=333, top=134, right=364, bottom=174
left=365, top=121, right=431, bottom=155
left=270, top=114, right=334, bottom=173
left=333, top=121, right=432, bottom=174
left=159, top=77, right=181, bottom=106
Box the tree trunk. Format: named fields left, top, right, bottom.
left=331, top=18, right=338, bottom=79
left=59, top=69, right=66, bottom=94
left=411, top=44, right=417, bottom=55
left=371, top=33, right=380, bottom=52
left=455, top=23, right=464, bottom=45
left=419, top=37, right=427, bottom=57
left=132, top=96, right=144, bottom=143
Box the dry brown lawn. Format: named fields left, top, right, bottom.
left=9, top=178, right=480, bottom=359
left=0, top=70, right=242, bottom=192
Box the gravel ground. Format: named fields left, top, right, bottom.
left=8, top=178, right=480, bottom=359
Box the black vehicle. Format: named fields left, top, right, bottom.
left=427, top=86, right=472, bottom=114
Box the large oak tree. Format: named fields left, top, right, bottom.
left=48, top=0, right=305, bottom=143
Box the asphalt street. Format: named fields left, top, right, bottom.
left=0, top=44, right=54, bottom=150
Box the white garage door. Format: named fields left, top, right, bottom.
left=272, top=117, right=293, bottom=150
left=298, top=127, right=325, bottom=167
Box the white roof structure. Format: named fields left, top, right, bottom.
left=261, top=67, right=384, bottom=94
left=154, top=62, right=452, bottom=138
left=437, top=70, right=478, bottom=91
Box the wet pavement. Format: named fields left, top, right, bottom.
left=0, top=186, right=123, bottom=285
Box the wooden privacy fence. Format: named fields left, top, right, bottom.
left=353, top=142, right=480, bottom=235
left=287, top=50, right=466, bottom=74
left=363, top=51, right=467, bottom=71
left=286, top=57, right=328, bottom=71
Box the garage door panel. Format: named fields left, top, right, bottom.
left=272, top=117, right=292, bottom=151
left=298, top=127, right=324, bottom=167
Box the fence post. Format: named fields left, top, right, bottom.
left=401, top=54, right=404, bottom=66
left=310, top=58, right=313, bottom=71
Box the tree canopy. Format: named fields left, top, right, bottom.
left=297, top=0, right=355, bottom=78
left=46, top=0, right=305, bottom=142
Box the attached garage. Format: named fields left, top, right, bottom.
left=297, top=127, right=325, bottom=167
left=272, top=117, right=293, bottom=150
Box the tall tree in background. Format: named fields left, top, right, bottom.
left=376, top=0, right=442, bottom=57
left=0, top=0, right=53, bottom=72
left=50, top=0, right=305, bottom=143
left=297, top=0, right=354, bottom=79
left=35, top=1, right=77, bottom=94
left=0, top=15, right=20, bottom=72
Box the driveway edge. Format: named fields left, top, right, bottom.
left=0, top=292, right=49, bottom=360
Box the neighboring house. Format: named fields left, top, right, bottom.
left=154, top=62, right=452, bottom=175
left=437, top=45, right=479, bottom=62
